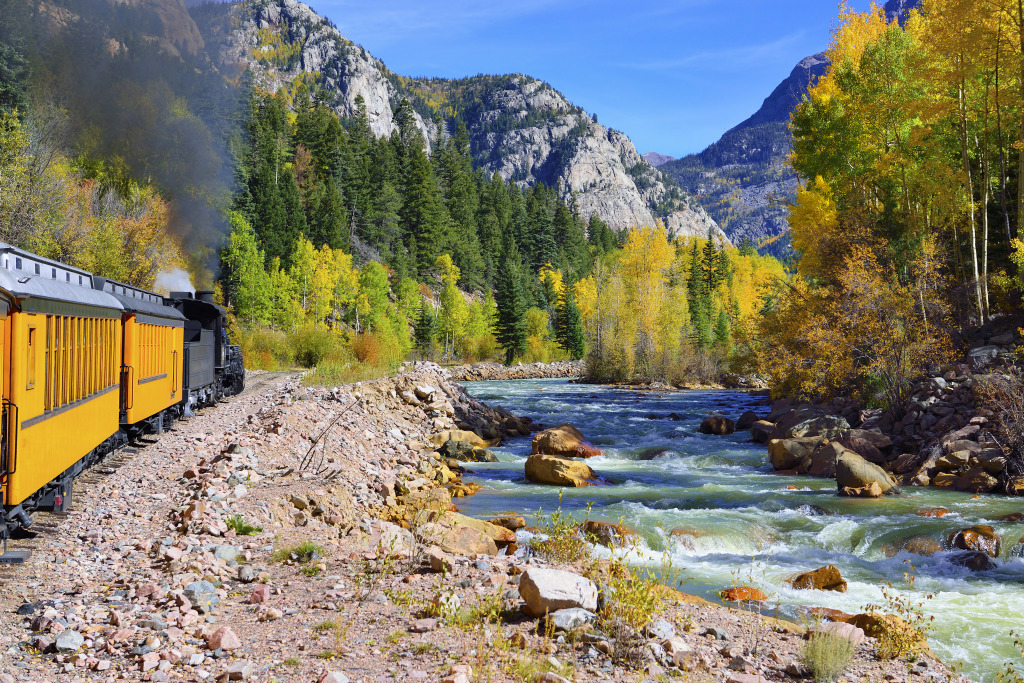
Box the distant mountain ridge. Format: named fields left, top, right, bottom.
left=642, top=152, right=676, bottom=168
left=198, top=0, right=729, bottom=243
left=660, top=0, right=920, bottom=256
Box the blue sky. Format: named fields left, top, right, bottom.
left=301, top=0, right=865, bottom=157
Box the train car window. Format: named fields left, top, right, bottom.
left=62, top=317, right=69, bottom=406
left=26, top=325, right=36, bottom=389
left=34, top=263, right=39, bottom=275
left=15, top=258, right=21, bottom=269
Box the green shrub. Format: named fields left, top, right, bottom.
left=288, top=325, right=336, bottom=367
left=225, top=514, right=262, bottom=536
left=239, top=326, right=293, bottom=370
left=271, top=540, right=325, bottom=563
left=801, top=632, right=855, bottom=683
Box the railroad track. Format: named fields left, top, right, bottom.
left=238, top=371, right=298, bottom=396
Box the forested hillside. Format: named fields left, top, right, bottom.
left=198, top=0, right=728, bottom=244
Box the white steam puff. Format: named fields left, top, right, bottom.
left=154, top=268, right=195, bottom=295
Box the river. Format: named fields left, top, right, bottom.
left=457, top=378, right=1024, bottom=682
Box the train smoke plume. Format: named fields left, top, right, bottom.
left=154, top=268, right=195, bottom=295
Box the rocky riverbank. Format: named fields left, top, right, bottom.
left=449, top=361, right=583, bottom=382
left=0, top=363, right=964, bottom=683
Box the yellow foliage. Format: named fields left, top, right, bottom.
left=789, top=176, right=843, bottom=282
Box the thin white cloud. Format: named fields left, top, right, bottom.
left=620, top=31, right=808, bottom=71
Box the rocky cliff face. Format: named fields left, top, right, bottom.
left=661, top=0, right=920, bottom=256
left=207, top=0, right=726, bottom=241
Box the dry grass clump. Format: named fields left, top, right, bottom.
left=801, top=632, right=855, bottom=683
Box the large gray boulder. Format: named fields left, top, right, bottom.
left=786, top=415, right=850, bottom=440
left=518, top=567, right=598, bottom=617
left=836, top=452, right=899, bottom=495
left=768, top=437, right=823, bottom=471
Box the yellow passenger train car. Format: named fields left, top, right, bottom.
left=97, top=279, right=186, bottom=435
left=0, top=246, right=125, bottom=533
left=0, top=245, right=245, bottom=557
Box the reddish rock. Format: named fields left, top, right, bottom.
left=882, top=535, right=943, bottom=557
left=206, top=627, right=241, bottom=651
left=720, top=587, right=767, bottom=602
left=531, top=424, right=601, bottom=458
left=839, top=482, right=883, bottom=498
left=788, top=565, right=847, bottom=592
left=998, top=512, right=1024, bottom=522
left=579, top=520, right=637, bottom=548
left=950, top=551, right=997, bottom=571
left=916, top=507, right=947, bottom=518
left=249, top=585, right=270, bottom=604
left=949, top=525, right=1001, bottom=557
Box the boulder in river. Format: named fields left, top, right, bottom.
left=518, top=567, right=598, bottom=617
left=579, top=520, right=637, bottom=548
left=525, top=453, right=597, bottom=487
left=637, top=447, right=672, bottom=460
left=429, top=429, right=495, bottom=449
left=807, top=441, right=847, bottom=478
left=949, top=551, right=997, bottom=572
left=835, top=452, right=899, bottom=495
left=768, top=437, right=823, bottom=471
left=948, top=525, right=1001, bottom=557
left=720, top=586, right=767, bottom=602
left=531, top=424, right=601, bottom=458
left=839, top=482, right=884, bottom=498
left=438, top=439, right=498, bottom=463
left=737, top=411, right=760, bottom=430
left=788, top=565, right=847, bottom=592
left=882, top=535, right=943, bottom=557
left=699, top=416, right=736, bottom=435
left=953, top=467, right=998, bottom=493
left=840, top=430, right=891, bottom=465
left=750, top=421, right=776, bottom=444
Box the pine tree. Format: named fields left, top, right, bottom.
left=414, top=299, right=437, bottom=357
left=555, top=285, right=586, bottom=360
left=714, top=309, right=731, bottom=351
left=494, top=236, right=528, bottom=365
left=401, top=144, right=448, bottom=276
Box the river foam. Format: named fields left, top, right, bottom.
left=458, top=378, right=1024, bottom=682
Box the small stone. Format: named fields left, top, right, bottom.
left=213, top=545, right=239, bottom=561
left=410, top=618, right=439, bottom=633
left=55, top=630, right=84, bottom=653
left=547, top=608, right=596, bottom=632
left=206, top=627, right=240, bottom=651
left=320, top=673, right=350, bottom=683
left=183, top=581, right=220, bottom=614
left=646, top=618, right=676, bottom=640
left=222, top=660, right=254, bottom=680
left=249, top=585, right=270, bottom=604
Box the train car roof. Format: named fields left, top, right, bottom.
left=0, top=243, right=124, bottom=314
left=100, top=279, right=186, bottom=322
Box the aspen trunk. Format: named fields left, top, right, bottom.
left=959, top=77, right=985, bottom=323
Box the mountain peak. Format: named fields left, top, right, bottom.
left=642, top=152, right=676, bottom=168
